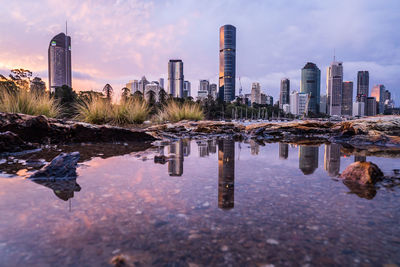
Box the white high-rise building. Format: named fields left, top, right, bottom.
left=251, top=82, right=261, bottom=104
left=298, top=92, right=309, bottom=115
left=290, top=91, right=299, bottom=115
left=326, top=60, right=343, bottom=116
left=353, top=102, right=365, bottom=117
left=168, top=59, right=184, bottom=97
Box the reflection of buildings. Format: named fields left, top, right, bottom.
left=324, top=144, right=341, bottom=177
left=299, top=146, right=319, bottom=175
left=182, top=139, right=191, bottom=157
left=279, top=143, right=289, bottom=159
left=197, top=139, right=217, bottom=157
left=249, top=140, right=259, bottom=155
left=168, top=140, right=184, bottom=176
left=354, top=155, right=367, bottom=162
left=218, top=140, right=235, bottom=209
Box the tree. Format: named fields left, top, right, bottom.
left=146, top=89, right=156, bottom=106
left=9, top=69, right=32, bottom=90
left=30, top=77, right=46, bottom=95
left=0, top=74, right=18, bottom=94
left=78, top=90, right=104, bottom=102
left=102, top=84, right=113, bottom=101
left=132, top=90, right=143, bottom=101
left=158, top=88, right=167, bottom=104
left=54, top=85, right=77, bottom=117
left=121, top=87, right=131, bottom=102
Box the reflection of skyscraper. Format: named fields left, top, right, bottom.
left=218, top=139, right=235, bottom=209
left=249, top=140, right=259, bottom=155
left=354, top=155, right=366, bottom=162
left=168, top=140, right=183, bottom=176
left=208, top=139, right=217, bottom=154
left=48, top=32, right=72, bottom=93
left=182, top=139, right=191, bottom=157
left=324, top=144, right=341, bottom=177
left=279, top=143, right=289, bottom=159
left=299, top=146, right=319, bottom=175
left=198, top=141, right=209, bottom=157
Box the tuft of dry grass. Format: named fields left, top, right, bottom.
left=0, top=90, right=60, bottom=118
left=75, top=97, right=150, bottom=125
left=154, top=100, right=204, bottom=122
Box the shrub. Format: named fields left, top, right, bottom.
left=111, top=98, right=150, bottom=125
left=155, top=100, right=204, bottom=122
left=0, top=90, right=60, bottom=118
left=75, top=96, right=111, bottom=124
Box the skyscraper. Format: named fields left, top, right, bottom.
left=168, top=59, right=184, bottom=97
left=341, top=81, right=353, bottom=116
left=209, top=83, right=218, bottom=99
left=301, top=62, right=321, bottom=114
left=183, top=80, right=191, bottom=97
left=219, top=25, right=236, bottom=102
left=326, top=60, right=343, bottom=116
left=371, top=84, right=385, bottom=114
left=199, top=80, right=210, bottom=94
left=280, top=78, right=290, bottom=109
left=366, top=97, right=377, bottom=116
left=48, top=32, right=71, bottom=92
left=320, top=94, right=327, bottom=114
left=356, top=71, right=369, bottom=104
left=251, top=82, right=261, bottom=104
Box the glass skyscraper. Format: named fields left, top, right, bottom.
left=326, top=61, right=343, bottom=116
left=168, top=59, right=184, bottom=98
left=280, top=78, right=290, bottom=109
left=48, top=33, right=71, bottom=93
left=219, top=25, right=236, bottom=102
left=356, top=71, right=369, bottom=104
left=300, top=62, right=320, bottom=114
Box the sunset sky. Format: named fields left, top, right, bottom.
left=0, top=0, right=399, bottom=102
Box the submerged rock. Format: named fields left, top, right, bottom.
left=340, top=161, right=383, bottom=184
left=0, top=131, right=37, bottom=153
left=29, top=152, right=80, bottom=179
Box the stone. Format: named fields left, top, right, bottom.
left=29, top=152, right=80, bottom=179
left=0, top=131, right=37, bottom=153
left=340, top=161, right=383, bottom=184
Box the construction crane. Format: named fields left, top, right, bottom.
left=301, top=94, right=311, bottom=119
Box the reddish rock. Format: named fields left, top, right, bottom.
left=340, top=161, right=383, bottom=184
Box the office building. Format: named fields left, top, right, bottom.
left=341, top=81, right=353, bottom=116
left=266, top=95, right=273, bottom=106
left=371, top=84, right=385, bottom=114
left=138, top=76, right=149, bottom=94
left=290, top=91, right=299, bottom=115
left=126, top=80, right=139, bottom=93
left=210, top=83, right=218, bottom=99
left=282, top=104, right=290, bottom=114
left=199, top=80, right=210, bottom=94
left=280, top=78, right=290, bottom=109
left=356, top=71, right=369, bottom=104
left=326, top=60, right=343, bottom=116
left=366, top=97, right=377, bottom=116
left=48, top=32, right=72, bottom=92
left=301, top=62, right=321, bottom=114
left=158, top=78, right=164, bottom=89
left=320, top=94, right=327, bottom=114
left=219, top=25, right=236, bottom=102
left=183, top=80, right=191, bottom=97
left=168, top=59, right=184, bottom=97
left=251, top=82, right=261, bottom=104
left=353, top=102, right=365, bottom=117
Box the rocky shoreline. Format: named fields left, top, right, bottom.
left=1, top=112, right=400, bottom=154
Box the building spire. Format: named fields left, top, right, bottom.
left=333, top=48, right=336, bottom=62
left=65, top=20, right=68, bottom=35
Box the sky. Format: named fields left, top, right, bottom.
left=0, top=0, right=399, bottom=103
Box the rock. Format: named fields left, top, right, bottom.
left=110, top=254, right=133, bottom=267
left=340, top=161, right=383, bottom=184
left=0, top=131, right=37, bottom=153
left=29, top=152, right=80, bottom=179
left=342, top=180, right=377, bottom=200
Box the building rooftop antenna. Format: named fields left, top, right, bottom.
left=333, top=48, right=336, bottom=62
left=66, top=20, right=68, bottom=35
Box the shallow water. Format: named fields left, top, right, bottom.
left=1, top=140, right=400, bottom=266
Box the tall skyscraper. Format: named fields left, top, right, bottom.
left=219, top=24, right=236, bottom=102
left=168, top=59, right=184, bottom=97
left=356, top=71, right=369, bottom=104
left=209, top=83, right=218, bottom=99
left=320, top=94, right=327, bottom=114
left=326, top=60, right=343, bottom=116
left=183, top=80, right=191, bottom=97
left=251, top=82, right=261, bottom=104
left=341, top=81, right=353, bottom=116
left=301, top=62, right=321, bottom=114
left=280, top=78, right=290, bottom=109
left=218, top=139, right=235, bottom=209
left=48, top=32, right=71, bottom=92
left=371, top=84, right=385, bottom=114
left=366, top=97, right=377, bottom=116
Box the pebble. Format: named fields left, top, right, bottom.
left=112, top=249, right=121, bottom=255
left=221, top=245, right=229, bottom=252
left=266, top=239, right=279, bottom=245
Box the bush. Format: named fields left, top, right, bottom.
left=0, top=90, right=60, bottom=118
left=111, top=98, right=150, bottom=125
left=155, top=100, right=204, bottom=122
left=75, top=96, right=111, bottom=124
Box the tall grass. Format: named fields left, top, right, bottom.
left=0, top=90, right=60, bottom=118
left=75, top=97, right=150, bottom=125
left=155, top=101, right=204, bottom=122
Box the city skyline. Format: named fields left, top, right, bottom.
left=0, top=0, right=399, bottom=103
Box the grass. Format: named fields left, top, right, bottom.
left=0, top=90, right=60, bottom=118
left=155, top=100, right=204, bottom=122
left=75, top=97, right=150, bottom=125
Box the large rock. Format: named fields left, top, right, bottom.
left=0, top=131, right=37, bottom=153
left=340, top=161, right=383, bottom=184
left=29, top=152, right=80, bottom=179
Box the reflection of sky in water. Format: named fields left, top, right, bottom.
left=0, top=140, right=400, bottom=266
